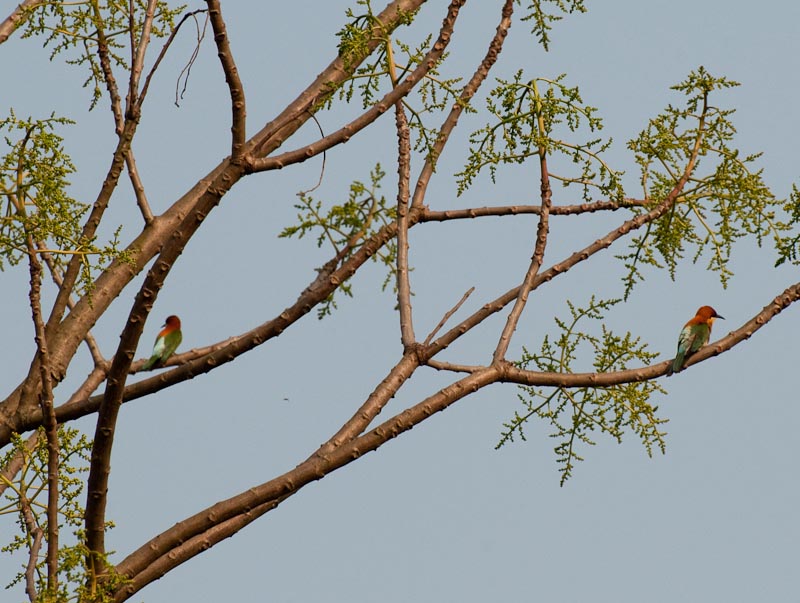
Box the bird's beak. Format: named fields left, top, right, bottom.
left=716, top=314, right=725, bottom=320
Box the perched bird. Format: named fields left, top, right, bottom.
left=142, top=315, right=183, bottom=370
left=667, top=306, right=724, bottom=375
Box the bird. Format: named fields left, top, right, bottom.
left=142, top=315, right=183, bottom=370
left=667, top=305, right=724, bottom=375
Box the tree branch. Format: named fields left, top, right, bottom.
left=492, top=129, right=552, bottom=362
left=206, top=0, right=247, bottom=160
left=25, top=235, right=58, bottom=593
left=411, top=0, right=514, bottom=208
left=0, top=0, right=37, bottom=45
left=246, top=0, right=466, bottom=173
left=395, top=102, right=415, bottom=347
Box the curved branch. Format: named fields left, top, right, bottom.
left=246, top=0, right=467, bottom=173
left=206, top=0, right=247, bottom=159
left=503, top=280, right=800, bottom=387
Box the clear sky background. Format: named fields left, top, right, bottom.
left=2, top=1, right=799, bottom=601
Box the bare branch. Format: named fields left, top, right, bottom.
left=127, top=0, right=157, bottom=113
left=395, top=103, right=415, bottom=347
left=206, top=0, right=247, bottom=159
left=0, top=0, right=37, bottom=45
left=125, top=149, right=154, bottom=223
left=426, top=359, right=483, bottom=373
left=89, top=0, right=124, bottom=132
left=422, top=198, right=652, bottom=221
left=112, top=365, right=497, bottom=594
left=423, top=286, right=475, bottom=345
left=492, top=125, right=553, bottom=362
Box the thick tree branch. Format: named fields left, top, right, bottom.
left=83, top=160, right=247, bottom=572
left=0, top=1, right=431, bottom=435
left=112, top=364, right=498, bottom=595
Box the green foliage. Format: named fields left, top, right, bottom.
left=280, top=164, right=398, bottom=318
left=0, top=427, right=121, bottom=601
left=774, top=184, right=800, bottom=266
left=620, top=67, right=796, bottom=296
left=457, top=71, right=623, bottom=201
left=18, top=0, right=185, bottom=108
left=0, top=111, right=130, bottom=293
left=333, top=2, right=464, bottom=160
left=498, top=297, right=667, bottom=485
left=519, top=0, right=588, bottom=51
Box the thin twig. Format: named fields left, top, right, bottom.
left=20, top=491, right=43, bottom=602
left=296, top=114, right=327, bottom=196
left=423, top=286, right=474, bottom=345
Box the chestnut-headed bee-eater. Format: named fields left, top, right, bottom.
left=667, top=305, right=724, bottom=375
left=142, top=315, right=182, bottom=370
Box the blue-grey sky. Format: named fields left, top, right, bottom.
left=2, top=2, right=799, bottom=601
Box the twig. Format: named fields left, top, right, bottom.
left=19, top=491, right=43, bottom=602
left=426, top=359, right=482, bottom=373
left=423, top=286, right=474, bottom=345
left=296, top=114, right=327, bottom=196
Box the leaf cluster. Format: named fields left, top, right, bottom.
left=0, top=111, right=130, bottom=293
left=498, top=297, right=667, bottom=485
left=280, top=164, right=397, bottom=318
left=620, top=67, right=797, bottom=296
left=457, top=71, right=623, bottom=201
left=0, top=427, right=112, bottom=601
left=518, top=0, right=588, bottom=51
left=18, top=0, right=185, bottom=108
